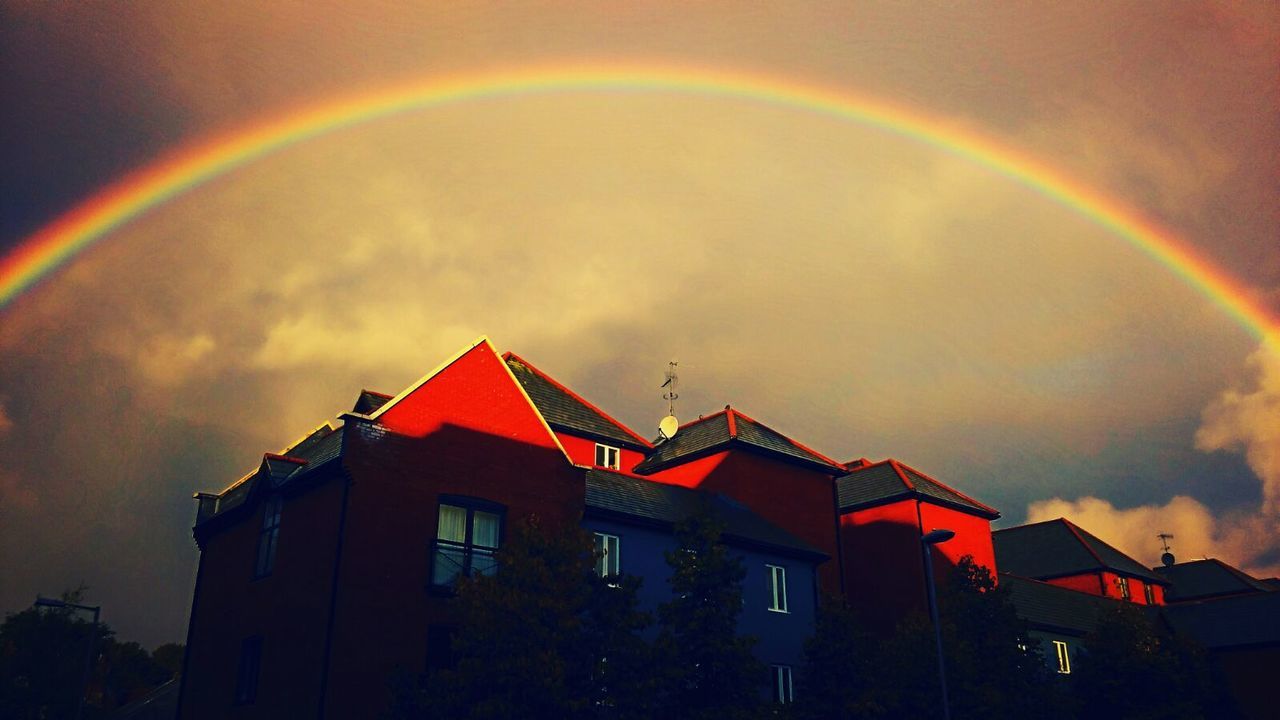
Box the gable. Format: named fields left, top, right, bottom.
left=371, top=337, right=566, bottom=455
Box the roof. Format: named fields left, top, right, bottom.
left=993, top=518, right=1165, bottom=584
left=206, top=424, right=345, bottom=521
left=633, top=407, right=841, bottom=474
left=836, top=459, right=1000, bottom=519
left=1001, top=573, right=1119, bottom=636
left=584, top=469, right=827, bottom=560
left=352, top=389, right=392, bottom=415
left=1154, top=558, right=1276, bottom=602
left=503, top=353, right=651, bottom=450
left=1163, top=591, right=1280, bottom=649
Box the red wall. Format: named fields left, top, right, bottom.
left=646, top=450, right=841, bottom=592
left=179, top=472, right=346, bottom=720
left=555, top=432, right=646, bottom=473
left=918, top=502, right=997, bottom=578
left=837, top=499, right=996, bottom=630
left=320, top=340, right=583, bottom=718
left=322, top=421, right=582, bottom=718
left=1046, top=573, right=1106, bottom=596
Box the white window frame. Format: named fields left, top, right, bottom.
left=1144, top=583, right=1156, bottom=604
left=771, top=664, right=793, bottom=704
left=594, top=532, right=620, bottom=580
left=1117, top=576, right=1130, bottom=600
left=1053, top=640, right=1071, bottom=674
left=767, top=564, right=788, bottom=613
left=594, top=443, right=621, bottom=470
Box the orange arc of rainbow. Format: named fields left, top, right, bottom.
left=1, top=62, right=1276, bottom=348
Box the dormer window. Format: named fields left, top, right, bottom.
left=594, top=443, right=620, bottom=470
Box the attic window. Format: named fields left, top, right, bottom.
left=594, top=443, right=620, bottom=470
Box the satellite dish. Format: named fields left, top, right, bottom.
left=658, top=415, right=679, bottom=440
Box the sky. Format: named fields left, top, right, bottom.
left=1, top=1, right=1278, bottom=648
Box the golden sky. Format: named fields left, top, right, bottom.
left=1, top=1, right=1277, bottom=647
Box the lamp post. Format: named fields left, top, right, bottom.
left=921, top=528, right=955, bottom=720
left=34, top=596, right=101, bottom=720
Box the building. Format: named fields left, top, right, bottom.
left=178, top=336, right=1268, bottom=718
left=179, top=338, right=939, bottom=718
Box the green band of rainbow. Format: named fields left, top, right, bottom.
left=1, top=62, right=1276, bottom=347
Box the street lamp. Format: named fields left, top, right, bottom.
left=921, top=528, right=955, bottom=720
left=34, top=596, right=101, bottom=720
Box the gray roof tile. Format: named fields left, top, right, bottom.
left=1155, top=559, right=1275, bottom=602
left=1002, top=573, right=1117, bottom=635
left=994, top=518, right=1164, bottom=584
left=584, top=469, right=826, bottom=559
left=504, top=354, right=650, bottom=450
left=836, top=460, right=1000, bottom=519
left=634, top=408, right=839, bottom=474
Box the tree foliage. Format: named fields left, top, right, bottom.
left=389, top=517, right=655, bottom=720
left=0, top=588, right=180, bottom=720
left=799, top=557, right=1062, bottom=720
left=1073, top=602, right=1237, bottom=720
left=654, top=501, right=765, bottom=720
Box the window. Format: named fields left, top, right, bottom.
left=594, top=533, right=620, bottom=579
left=1053, top=640, right=1071, bottom=674
left=432, top=499, right=502, bottom=587
left=767, top=564, right=788, bottom=613
left=234, top=635, right=263, bottom=704
left=1144, top=583, right=1156, bottom=604
left=253, top=496, right=282, bottom=579
left=594, top=443, right=620, bottom=470
left=770, top=665, right=794, bottom=704
left=1117, top=576, right=1130, bottom=600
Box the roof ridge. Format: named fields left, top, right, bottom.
left=727, top=407, right=842, bottom=468
left=889, top=459, right=916, bottom=490
left=1059, top=518, right=1109, bottom=569
left=504, top=352, right=652, bottom=448
left=726, top=406, right=738, bottom=438
left=897, top=460, right=1000, bottom=516
left=264, top=453, right=308, bottom=465
left=678, top=408, right=729, bottom=430
left=994, top=517, right=1064, bottom=533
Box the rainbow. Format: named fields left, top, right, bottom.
left=1, top=62, right=1276, bottom=347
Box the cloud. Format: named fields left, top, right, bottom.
left=1195, top=345, right=1280, bottom=514
left=1026, top=343, right=1280, bottom=579
left=1026, top=495, right=1280, bottom=578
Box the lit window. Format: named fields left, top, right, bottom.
left=594, top=444, right=620, bottom=470
left=767, top=564, right=788, bottom=613
left=771, top=665, right=794, bottom=704
left=594, top=533, right=620, bottom=578
left=1117, top=576, right=1130, bottom=600
left=253, top=496, right=282, bottom=579
left=432, top=500, right=502, bottom=587
left=1053, top=640, right=1071, bottom=674
left=1144, top=583, right=1155, bottom=604
left=234, top=635, right=263, bottom=704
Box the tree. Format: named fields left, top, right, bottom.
left=654, top=500, right=764, bottom=720
left=834, top=557, right=1063, bottom=720
left=793, top=595, right=881, bottom=720
left=1073, top=602, right=1238, bottom=720
left=388, top=517, right=654, bottom=720
left=0, top=588, right=177, bottom=720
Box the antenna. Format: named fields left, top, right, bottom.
left=661, top=361, right=679, bottom=416
left=658, top=361, right=680, bottom=440
left=1158, top=533, right=1176, bottom=567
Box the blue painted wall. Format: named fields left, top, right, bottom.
left=582, top=515, right=818, bottom=676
